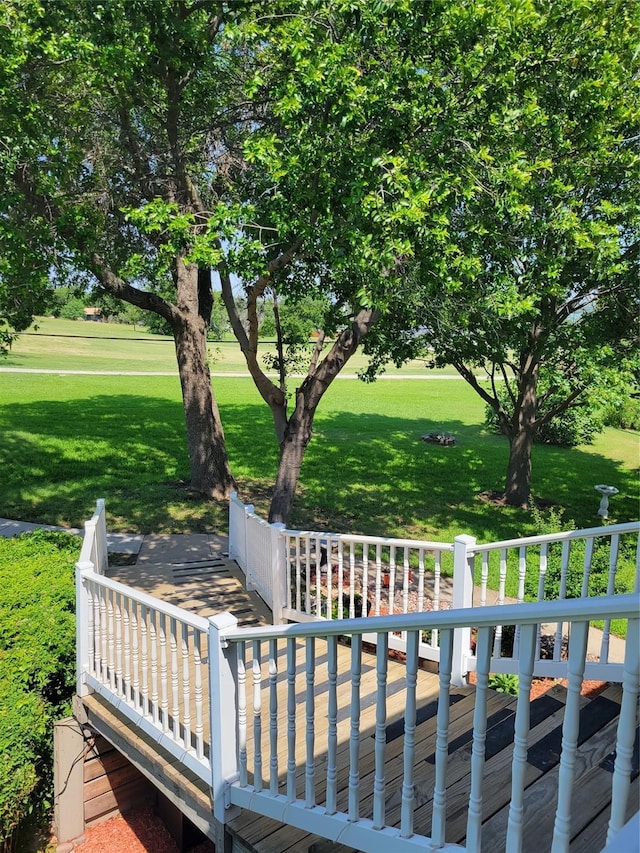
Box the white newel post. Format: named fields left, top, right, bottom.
left=208, top=613, right=241, bottom=826
left=95, top=498, right=109, bottom=574
left=228, top=491, right=254, bottom=572
left=270, top=522, right=287, bottom=624
left=75, top=563, right=93, bottom=696
left=452, top=534, right=476, bottom=686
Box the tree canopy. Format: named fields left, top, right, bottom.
left=364, top=0, right=640, bottom=506
left=1, top=0, right=637, bottom=518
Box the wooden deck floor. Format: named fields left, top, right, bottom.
left=83, top=559, right=638, bottom=853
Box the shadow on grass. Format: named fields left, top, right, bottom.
left=0, top=394, right=637, bottom=538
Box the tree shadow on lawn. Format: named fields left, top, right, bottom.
left=0, top=394, right=636, bottom=537
left=0, top=392, right=272, bottom=532
left=223, top=404, right=639, bottom=539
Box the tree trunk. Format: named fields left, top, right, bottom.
left=268, top=390, right=314, bottom=523
left=266, top=308, right=380, bottom=524
left=172, top=264, right=235, bottom=500
left=504, top=369, right=538, bottom=507
left=504, top=428, right=534, bottom=507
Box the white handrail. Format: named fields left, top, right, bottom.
left=209, top=594, right=638, bottom=853
left=470, top=520, right=639, bottom=553
left=219, top=593, right=638, bottom=643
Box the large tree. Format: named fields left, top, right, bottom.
left=365, top=0, right=640, bottom=507
left=0, top=0, right=246, bottom=498
left=212, top=2, right=483, bottom=522
left=1, top=0, right=453, bottom=521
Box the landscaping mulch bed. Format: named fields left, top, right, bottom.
left=71, top=805, right=214, bottom=853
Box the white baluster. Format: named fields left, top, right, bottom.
left=170, top=617, right=179, bottom=741
left=432, top=551, right=441, bottom=647
left=536, top=543, right=549, bottom=659
left=601, top=535, right=619, bottom=663
left=417, top=548, right=425, bottom=613
left=140, top=604, right=149, bottom=716
left=506, top=623, right=537, bottom=853
left=551, top=619, right=589, bottom=853
left=362, top=545, right=369, bottom=618
left=114, top=592, right=123, bottom=696
left=513, top=547, right=527, bottom=658
left=350, top=542, right=357, bottom=619
left=304, top=535, right=311, bottom=613
left=305, top=637, right=316, bottom=807
left=431, top=628, right=453, bottom=848
left=286, top=637, right=297, bottom=802
left=389, top=547, right=396, bottom=615
left=159, top=613, right=169, bottom=732
left=402, top=546, right=410, bottom=615
left=131, top=601, right=144, bottom=713
left=107, top=589, right=115, bottom=690
left=269, top=638, right=279, bottom=796
left=122, top=595, right=131, bottom=703
left=86, top=580, right=96, bottom=677
left=335, top=541, right=343, bottom=620
left=494, top=548, right=508, bottom=657
left=253, top=640, right=263, bottom=792
left=465, top=625, right=493, bottom=851
left=581, top=537, right=595, bottom=597
left=149, top=609, right=159, bottom=726
left=537, top=543, right=548, bottom=602
left=295, top=534, right=301, bottom=612
left=480, top=553, right=489, bottom=608
left=400, top=629, right=419, bottom=838
left=375, top=543, right=382, bottom=615
left=99, top=586, right=108, bottom=683
left=237, top=641, right=247, bottom=786
left=606, top=617, right=639, bottom=844
left=372, top=632, right=389, bottom=830
left=348, top=634, right=362, bottom=822
left=193, top=630, right=204, bottom=759
left=498, top=548, right=507, bottom=606
left=181, top=623, right=191, bottom=750
left=315, top=541, right=322, bottom=618
left=555, top=541, right=571, bottom=661
left=326, top=635, right=338, bottom=814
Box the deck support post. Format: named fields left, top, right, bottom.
left=452, top=534, right=475, bottom=686
left=209, top=613, right=241, bottom=827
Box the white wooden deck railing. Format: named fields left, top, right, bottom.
left=75, top=559, right=639, bottom=852
left=76, top=569, right=212, bottom=784
left=464, top=522, right=640, bottom=682
left=214, top=597, right=639, bottom=853
left=229, top=494, right=639, bottom=684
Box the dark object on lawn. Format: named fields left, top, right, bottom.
left=421, top=431, right=456, bottom=446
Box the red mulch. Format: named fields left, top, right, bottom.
left=71, top=805, right=214, bottom=853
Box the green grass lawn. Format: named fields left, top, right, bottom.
left=1, top=320, right=638, bottom=605
left=3, top=316, right=457, bottom=376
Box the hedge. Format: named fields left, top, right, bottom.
left=0, top=531, right=78, bottom=843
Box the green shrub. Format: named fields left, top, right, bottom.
left=602, top=396, right=640, bottom=431
left=488, top=673, right=519, bottom=695
left=484, top=402, right=601, bottom=446
left=0, top=531, right=78, bottom=842
left=524, top=506, right=632, bottom=602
